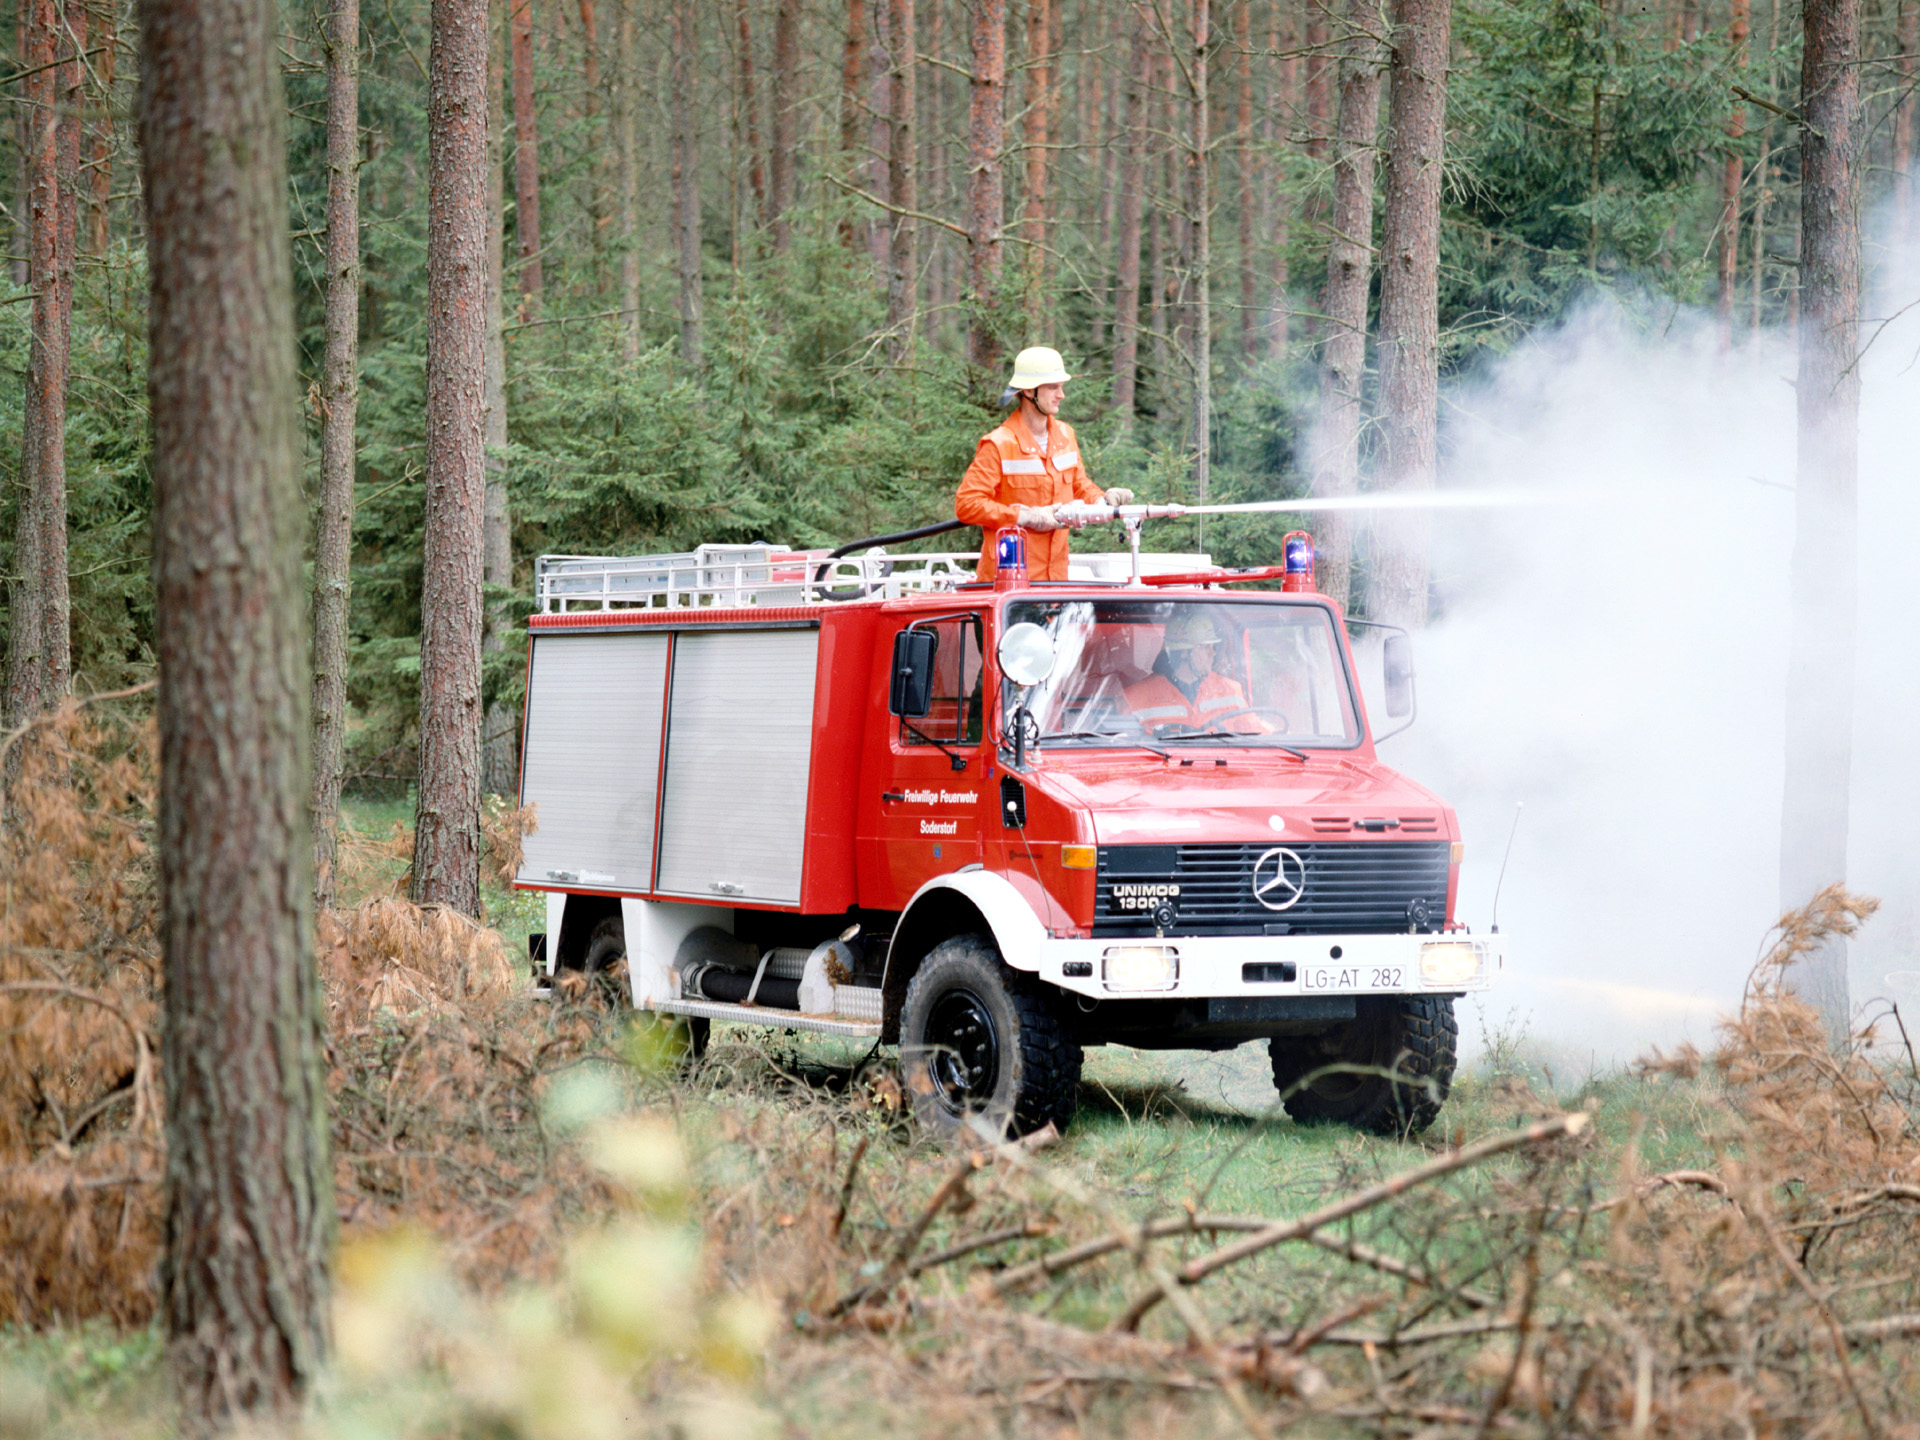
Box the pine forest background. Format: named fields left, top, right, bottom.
left=0, top=0, right=1909, bottom=792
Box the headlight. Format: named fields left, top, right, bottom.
left=1419, top=941, right=1482, bottom=986
left=1102, top=945, right=1179, bottom=992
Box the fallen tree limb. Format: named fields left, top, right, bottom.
left=995, top=1210, right=1491, bottom=1304
left=1110, top=1113, right=1590, bottom=1332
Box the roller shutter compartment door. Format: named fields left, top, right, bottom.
left=658, top=629, right=820, bottom=905
left=517, top=632, right=669, bottom=890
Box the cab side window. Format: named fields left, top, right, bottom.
left=902, top=616, right=983, bottom=745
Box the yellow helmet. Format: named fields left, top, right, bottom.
left=1006, top=346, right=1071, bottom=391
left=1163, top=610, right=1225, bottom=651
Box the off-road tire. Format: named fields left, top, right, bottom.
left=901, top=934, right=1082, bottom=1142
left=1270, top=995, right=1457, bottom=1137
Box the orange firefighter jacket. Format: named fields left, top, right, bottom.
left=955, top=416, right=1103, bottom=581
left=1123, top=671, right=1262, bottom=734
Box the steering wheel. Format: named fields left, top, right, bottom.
left=1154, top=706, right=1292, bottom=736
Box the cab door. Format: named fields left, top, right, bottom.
left=856, top=612, right=991, bottom=908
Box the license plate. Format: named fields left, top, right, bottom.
left=1298, top=963, right=1407, bottom=993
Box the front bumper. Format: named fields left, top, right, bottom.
left=1033, top=930, right=1503, bottom=1003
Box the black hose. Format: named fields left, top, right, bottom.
left=810, top=518, right=971, bottom=602
left=689, top=966, right=802, bottom=1010
left=824, top=517, right=969, bottom=560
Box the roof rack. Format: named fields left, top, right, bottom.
left=534, top=542, right=1214, bottom=612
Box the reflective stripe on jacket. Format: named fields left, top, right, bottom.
left=1122, top=672, right=1261, bottom=733
left=954, top=416, right=1103, bottom=581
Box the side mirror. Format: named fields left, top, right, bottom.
left=1383, top=632, right=1415, bottom=719
left=889, top=628, right=937, bottom=717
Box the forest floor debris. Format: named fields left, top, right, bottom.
left=5, top=712, right=1920, bottom=1435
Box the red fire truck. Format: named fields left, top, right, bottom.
left=516, top=519, right=1501, bottom=1138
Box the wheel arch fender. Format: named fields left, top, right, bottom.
left=880, top=870, right=1048, bottom=1041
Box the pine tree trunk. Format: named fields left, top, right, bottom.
left=1110, top=14, right=1148, bottom=422
left=886, top=0, right=917, bottom=355
left=671, top=0, right=703, bottom=363
left=739, top=0, right=768, bottom=230
left=311, top=0, right=361, bottom=908
left=1313, top=0, right=1384, bottom=611
left=481, top=0, right=517, bottom=798
left=9, top=0, right=70, bottom=724
left=768, top=0, right=798, bottom=250
left=413, top=0, right=489, bottom=918
left=1019, top=0, right=1053, bottom=318
left=1267, top=0, right=1294, bottom=359
left=509, top=0, right=543, bottom=304
left=1895, top=0, right=1915, bottom=231
left=840, top=0, right=867, bottom=249
left=87, top=1, right=114, bottom=254
left=867, top=0, right=892, bottom=273
left=1780, top=0, right=1861, bottom=1042
left=1235, top=0, right=1256, bottom=361
left=1148, top=43, right=1170, bottom=400
left=1189, top=0, right=1211, bottom=509
left=578, top=0, right=606, bottom=280
left=1372, top=0, right=1449, bottom=629
left=43, top=0, right=76, bottom=707
left=1717, top=0, right=1749, bottom=348
left=965, top=0, right=1005, bottom=373
left=616, top=0, right=640, bottom=355
left=137, top=0, right=334, bottom=1416
left=1304, top=0, right=1331, bottom=160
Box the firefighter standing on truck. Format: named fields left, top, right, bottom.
left=956, top=346, right=1135, bottom=581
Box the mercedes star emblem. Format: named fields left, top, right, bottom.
left=1251, top=846, right=1307, bottom=911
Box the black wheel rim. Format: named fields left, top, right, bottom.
left=924, top=987, right=1001, bottom=1115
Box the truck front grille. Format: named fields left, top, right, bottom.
left=1093, top=842, right=1450, bottom=938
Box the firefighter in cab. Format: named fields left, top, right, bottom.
left=956, top=346, right=1136, bottom=581
left=1124, top=610, right=1266, bottom=735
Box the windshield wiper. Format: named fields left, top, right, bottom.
left=1040, top=728, right=1171, bottom=758
left=1156, top=728, right=1309, bottom=760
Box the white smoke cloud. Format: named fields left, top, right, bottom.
left=1379, top=272, right=1920, bottom=1067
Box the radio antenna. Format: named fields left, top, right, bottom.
left=1490, top=802, right=1524, bottom=934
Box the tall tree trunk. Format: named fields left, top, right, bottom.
left=671, top=0, right=703, bottom=363
left=1234, top=0, right=1256, bottom=361
left=1780, top=0, right=1861, bottom=1041
left=965, top=0, right=1006, bottom=373
left=1313, top=0, right=1384, bottom=611
left=868, top=0, right=892, bottom=272
left=1148, top=42, right=1171, bottom=402
left=1717, top=0, right=1749, bottom=348
left=1019, top=0, right=1054, bottom=319
left=87, top=0, right=114, bottom=254
left=1267, top=0, right=1295, bottom=358
left=768, top=0, right=798, bottom=250
left=1111, top=14, right=1148, bottom=422
left=1189, top=0, right=1211, bottom=509
left=886, top=0, right=917, bottom=355
left=311, top=0, right=361, bottom=907
left=578, top=0, right=606, bottom=279
left=1895, top=0, right=1915, bottom=231
left=1304, top=0, right=1331, bottom=159
left=413, top=0, right=489, bottom=917
left=138, top=0, right=334, bottom=1417
left=738, top=0, right=768, bottom=232
left=9, top=0, right=74, bottom=722
left=509, top=0, right=543, bottom=304
left=616, top=0, right=640, bottom=355
left=839, top=0, right=866, bottom=249
left=481, top=0, right=516, bottom=797
left=1372, top=0, right=1450, bottom=629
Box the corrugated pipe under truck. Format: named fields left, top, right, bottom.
left=514, top=506, right=1503, bottom=1139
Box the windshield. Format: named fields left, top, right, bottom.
left=1002, top=598, right=1363, bottom=750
